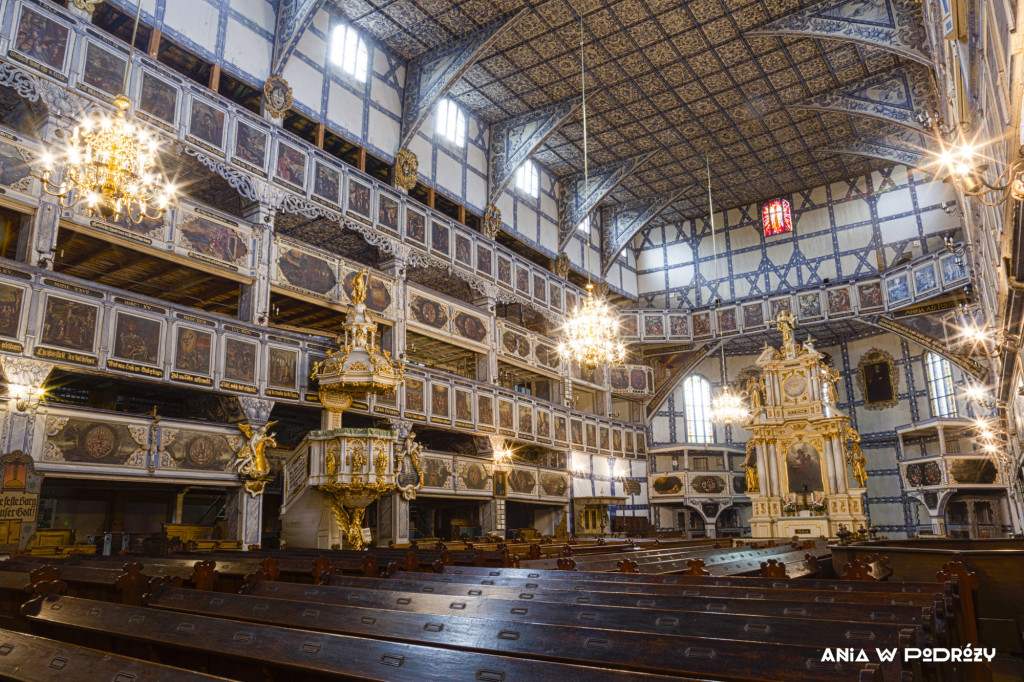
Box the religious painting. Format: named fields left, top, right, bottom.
left=540, top=472, right=568, bottom=498
left=501, top=329, right=529, bottom=357
left=554, top=416, right=567, bottom=443
left=40, top=296, right=97, bottom=353
left=508, top=468, right=536, bottom=495
left=406, top=208, right=426, bottom=245
left=223, top=338, right=257, bottom=385
left=692, top=312, right=711, bottom=337
left=0, top=284, right=24, bottom=339
left=516, top=266, right=530, bottom=294
left=770, top=296, right=792, bottom=318
left=537, top=410, right=550, bottom=440
left=566, top=290, right=577, bottom=313
left=691, top=474, right=726, bottom=494
left=612, top=429, right=622, bottom=452
left=477, top=245, right=492, bottom=276
left=103, top=210, right=164, bottom=240
left=431, top=383, right=449, bottom=418
left=454, top=234, right=473, bottom=267
left=652, top=476, right=683, bottom=495
left=518, top=405, right=533, bottom=434
left=717, top=307, right=738, bottom=334
left=533, top=274, right=547, bottom=303
left=742, top=302, right=764, bottom=329
left=431, top=221, right=450, bottom=258
left=536, top=343, right=558, bottom=370
left=610, top=368, right=628, bottom=391
left=178, top=216, right=249, bottom=265
left=312, top=161, right=340, bottom=204
left=951, top=460, right=999, bottom=485
left=498, top=399, right=514, bottom=431
left=459, top=462, right=490, bottom=491
left=0, top=141, right=31, bottom=191
left=342, top=271, right=391, bottom=312
left=913, top=263, right=938, bottom=296
left=454, top=389, right=472, bottom=423
left=857, top=348, right=898, bottom=409
left=278, top=248, right=336, bottom=295
left=828, top=286, right=854, bottom=316
left=798, top=292, right=822, bottom=321
left=274, top=141, right=306, bottom=190
left=112, top=312, right=161, bottom=365
left=422, top=458, right=452, bottom=489
left=453, top=311, right=487, bottom=344
left=571, top=419, right=583, bottom=446
left=163, top=428, right=236, bottom=471
left=405, top=378, right=424, bottom=413
left=600, top=427, right=610, bottom=451
left=941, top=255, right=966, bottom=285
left=586, top=423, right=597, bottom=450
left=493, top=470, right=507, bottom=497
left=347, top=179, right=372, bottom=220
left=624, top=431, right=635, bottom=454
left=268, top=347, right=297, bottom=389
left=905, top=461, right=943, bottom=487
left=231, top=120, right=268, bottom=173
left=497, top=256, right=512, bottom=287
left=43, top=419, right=140, bottom=466
left=886, top=273, right=910, bottom=306
left=174, top=327, right=212, bottom=375
left=13, top=7, right=70, bottom=73
left=138, top=72, right=178, bottom=126
left=786, top=442, right=824, bottom=493
left=409, top=295, right=448, bottom=329
left=377, top=193, right=400, bottom=235
left=856, top=281, right=884, bottom=311
left=620, top=314, right=639, bottom=338
left=668, top=314, right=688, bottom=338
left=81, top=42, right=126, bottom=97
left=478, top=394, right=494, bottom=426
left=188, top=98, right=225, bottom=149
left=643, top=314, right=665, bottom=338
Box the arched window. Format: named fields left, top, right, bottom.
left=330, top=23, right=369, bottom=82
left=682, top=375, right=713, bottom=444
left=925, top=352, right=957, bottom=418
left=515, top=160, right=539, bottom=197
left=436, top=98, right=466, bottom=147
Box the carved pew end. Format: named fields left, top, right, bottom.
left=617, top=558, right=639, bottom=574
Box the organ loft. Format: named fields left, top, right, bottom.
left=0, top=0, right=1020, bottom=679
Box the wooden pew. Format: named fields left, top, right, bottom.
left=20, top=594, right=701, bottom=682
left=144, top=584, right=890, bottom=681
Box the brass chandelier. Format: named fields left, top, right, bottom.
left=558, top=15, right=626, bottom=369
left=937, top=138, right=1024, bottom=207
left=36, top=0, right=174, bottom=223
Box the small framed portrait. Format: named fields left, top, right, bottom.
left=914, top=263, right=938, bottom=296
left=173, top=326, right=213, bottom=378
left=454, top=388, right=473, bottom=423
left=769, top=295, right=792, bottom=319
left=533, top=274, right=547, bottom=303
left=39, top=295, right=99, bottom=355
left=232, top=120, right=269, bottom=174
left=137, top=71, right=179, bottom=129
left=498, top=399, right=515, bottom=432
left=347, top=178, right=373, bottom=221
left=493, top=470, right=507, bottom=498
left=515, top=266, right=530, bottom=294
left=797, top=292, right=822, bottom=321
left=0, top=283, right=26, bottom=340
left=12, top=6, right=71, bottom=78
left=668, top=313, right=688, bottom=339
left=477, top=394, right=494, bottom=427
left=554, top=416, right=568, bottom=444
left=430, top=220, right=450, bottom=259
left=430, top=383, right=450, bottom=419
left=223, top=337, right=258, bottom=386
left=405, top=377, right=425, bottom=413
left=857, top=348, right=899, bottom=410
left=599, top=426, right=610, bottom=452
left=267, top=346, right=298, bottom=389
left=717, top=307, right=738, bottom=334
left=885, top=273, right=911, bottom=306
left=548, top=282, right=561, bottom=311
left=476, top=245, right=493, bottom=276
left=517, top=405, right=533, bottom=435
left=941, top=255, right=966, bottom=285
left=497, top=256, right=513, bottom=288
left=856, top=281, right=884, bottom=311
left=536, top=409, right=551, bottom=440
left=643, top=314, right=665, bottom=339
left=80, top=41, right=126, bottom=99
left=377, top=192, right=400, bottom=236
left=111, top=311, right=162, bottom=367
left=827, top=285, right=854, bottom=316
left=570, top=419, right=584, bottom=446
left=692, top=311, right=712, bottom=338
left=454, top=233, right=473, bottom=267
left=406, top=207, right=426, bottom=245
left=187, top=98, right=226, bottom=151
left=741, top=302, right=764, bottom=330
left=273, top=140, right=307, bottom=191
left=586, top=423, right=598, bottom=451
left=311, top=160, right=340, bottom=205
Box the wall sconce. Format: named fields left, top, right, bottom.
left=493, top=441, right=515, bottom=470
left=9, top=384, right=45, bottom=412
left=936, top=140, right=1024, bottom=206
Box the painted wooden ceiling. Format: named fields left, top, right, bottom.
left=335, top=0, right=898, bottom=219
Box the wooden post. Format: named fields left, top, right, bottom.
left=315, top=123, right=325, bottom=148
left=357, top=148, right=366, bottom=172
left=458, top=205, right=466, bottom=225
left=208, top=65, right=221, bottom=92
left=147, top=29, right=161, bottom=58
left=426, top=187, right=435, bottom=209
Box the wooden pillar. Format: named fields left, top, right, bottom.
left=426, top=187, right=435, bottom=209
left=315, top=123, right=325, bottom=148
left=147, top=29, right=161, bottom=58
left=458, top=205, right=466, bottom=225
left=208, top=65, right=221, bottom=91
left=357, top=148, right=366, bottom=172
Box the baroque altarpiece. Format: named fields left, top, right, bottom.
left=743, top=313, right=868, bottom=538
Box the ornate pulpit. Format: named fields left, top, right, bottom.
left=744, top=313, right=868, bottom=538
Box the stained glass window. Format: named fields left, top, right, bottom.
left=762, top=198, right=792, bottom=237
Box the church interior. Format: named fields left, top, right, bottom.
left=0, top=0, right=1022, bottom=679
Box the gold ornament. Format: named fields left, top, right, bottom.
left=395, top=148, right=418, bottom=191
left=263, top=76, right=293, bottom=118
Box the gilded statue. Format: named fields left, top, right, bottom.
left=776, top=310, right=796, bottom=347
left=821, top=365, right=841, bottom=403
left=350, top=268, right=368, bottom=305
left=745, top=375, right=765, bottom=409
left=848, top=444, right=868, bottom=488
left=235, top=421, right=277, bottom=495
left=744, top=441, right=759, bottom=493
left=327, top=497, right=368, bottom=549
